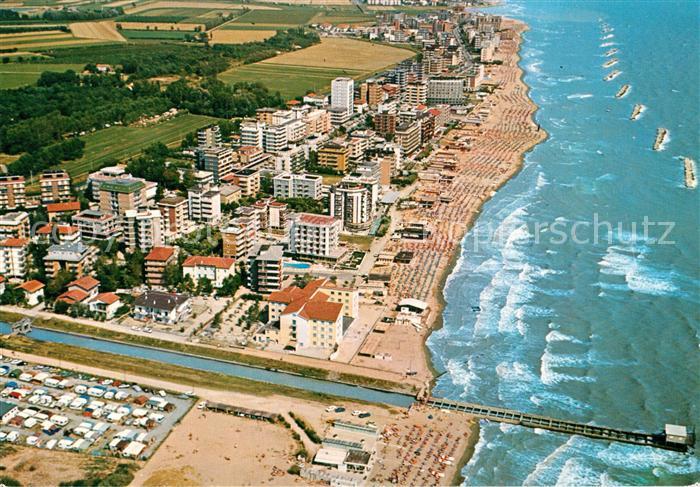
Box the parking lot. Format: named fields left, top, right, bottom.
left=0, top=357, right=193, bottom=460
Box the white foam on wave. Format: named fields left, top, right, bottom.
left=536, top=172, right=550, bottom=189
left=598, top=245, right=680, bottom=296
left=527, top=60, right=543, bottom=74
left=540, top=348, right=596, bottom=386
left=566, top=93, right=594, bottom=99
left=555, top=75, right=585, bottom=83
left=597, top=442, right=700, bottom=475
left=445, top=357, right=480, bottom=393
left=530, top=391, right=593, bottom=412
left=545, top=330, right=584, bottom=344
left=556, top=458, right=606, bottom=486
left=523, top=437, right=579, bottom=486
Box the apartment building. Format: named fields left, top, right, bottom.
left=0, top=212, right=30, bottom=240
left=197, top=146, right=233, bottom=183
left=123, top=209, right=164, bottom=253
left=232, top=168, right=260, bottom=197
left=303, top=108, right=332, bottom=136
left=222, top=211, right=259, bottom=260
left=43, top=242, right=96, bottom=278
left=331, top=77, right=354, bottom=115
left=145, top=246, right=176, bottom=287
left=0, top=175, right=26, bottom=210
left=374, top=111, right=397, bottom=135
left=34, top=224, right=81, bottom=245
left=427, top=77, right=465, bottom=104
left=182, top=256, right=236, bottom=288
left=197, top=125, right=221, bottom=147
left=268, top=279, right=346, bottom=352
left=240, top=119, right=264, bottom=148
left=395, top=121, right=422, bottom=155
left=274, top=145, right=307, bottom=173
left=39, top=170, right=71, bottom=204
left=188, top=186, right=221, bottom=223
left=329, top=176, right=379, bottom=232
left=247, top=244, right=285, bottom=294
left=98, top=178, right=146, bottom=217
left=86, top=166, right=126, bottom=197
left=0, top=238, right=29, bottom=279
left=72, top=209, right=121, bottom=241
left=289, top=213, right=342, bottom=260
left=273, top=173, right=323, bottom=200
left=405, top=81, right=428, bottom=106
left=318, top=143, right=351, bottom=172
left=47, top=201, right=81, bottom=223
left=157, top=195, right=189, bottom=241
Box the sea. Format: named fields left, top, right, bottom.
left=427, top=0, right=700, bottom=484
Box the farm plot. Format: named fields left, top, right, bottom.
left=124, top=1, right=277, bottom=14
left=220, top=37, right=414, bottom=99
left=231, top=6, right=318, bottom=26
left=116, top=21, right=205, bottom=31
left=0, top=62, right=85, bottom=89
left=120, top=29, right=190, bottom=40
left=260, top=37, right=414, bottom=71
left=208, top=28, right=275, bottom=44
left=0, top=30, right=107, bottom=50
left=69, top=21, right=125, bottom=41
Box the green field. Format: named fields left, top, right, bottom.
left=219, top=63, right=361, bottom=99
left=232, top=6, right=319, bottom=25
left=120, top=29, right=191, bottom=40
left=312, top=10, right=376, bottom=24
left=0, top=62, right=85, bottom=89
left=63, top=113, right=218, bottom=181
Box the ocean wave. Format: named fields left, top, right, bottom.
left=540, top=348, right=597, bottom=385
left=545, top=330, right=584, bottom=344
left=566, top=93, right=594, bottom=99
left=598, top=245, right=680, bottom=296
left=555, top=75, right=585, bottom=83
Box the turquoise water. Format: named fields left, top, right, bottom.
left=428, top=1, right=699, bottom=484
left=284, top=262, right=312, bottom=269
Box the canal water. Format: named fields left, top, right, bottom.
left=0, top=323, right=414, bottom=408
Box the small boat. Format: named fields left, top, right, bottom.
left=653, top=128, right=668, bottom=151
left=630, top=104, right=645, bottom=120
left=604, top=70, right=621, bottom=81
left=602, top=58, right=619, bottom=68
left=615, top=84, right=630, bottom=98
left=605, top=48, right=619, bottom=57
left=683, top=157, right=697, bottom=189
left=471, top=306, right=481, bottom=312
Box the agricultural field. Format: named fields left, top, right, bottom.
left=64, top=113, right=217, bottom=181
left=120, top=28, right=190, bottom=40
left=208, top=28, right=275, bottom=44
left=260, top=37, right=413, bottom=71
left=219, top=37, right=413, bottom=98
left=123, top=1, right=277, bottom=14
left=311, top=9, right=376, bottom=24
left=231, top=6, right=318, bottom=26
left=116, top=21, right=205, bottom=31
left=70, top=20, right=125, bottom=41
left=0, top=62, right=85, bottom=89
left=0, top=29, right=113, bottom=50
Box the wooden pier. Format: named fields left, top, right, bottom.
left=426, top=397, right=695, bottom=453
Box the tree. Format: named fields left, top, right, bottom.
left=53, top=299, right=70, bottom=315
left=0, top=285, right=25, bottom=306
left=217, top=273, right=242, bottom=297
left=196, top=276, right=213, bottom=296
left=179, top=274, right=195, bottom=294
left=162, top=263, right=182, bottom=290
left=45, top=269, right=75, bottom=301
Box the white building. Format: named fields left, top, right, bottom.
left=123, top=209, right=164, bottom=253
left=197, top=146, right=233, bottom=183
left=182, top=256, right=236, bottom=288
left=289, top=213, right=342, bottom=260
left=329, top=176, right=379, bottom=233
left=273, top=173, right=323, bottom=200
left=188, top=186, right=221, bottom=223
left=133, top=291, right=191, bottom=325
left=0, top=238, right=29, bottom=279
left=331, top=77, right=354, bottom=119
left=427, top=77, right=465, bottom=104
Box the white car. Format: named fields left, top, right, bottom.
left=158, top=390, right=166, bottom=398
left=197, top=401, right=207, bottom=410
left=352, top=410, right=362, bottom=416
left=326, top=405, right=338, bottom=413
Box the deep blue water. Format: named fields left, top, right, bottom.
left=428, top=1, right=700, bottom=484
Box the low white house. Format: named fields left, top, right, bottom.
left=89, top=292, right=121, bottom=319
left=182, top=256, right=236, bottom=288
left=18, top=280, right=45, bottom=307
left=133, top=291, right=191, bottom=325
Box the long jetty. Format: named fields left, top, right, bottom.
left=426, top=397, right=695, bottom=453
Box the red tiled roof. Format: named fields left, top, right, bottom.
left=93, top=292, right=120, bottom=305
left=0, top=276, right=4, bottom=283
left=300, top=300, right=342, bottom=322
left=46, top=201, right=81, bottom=213
left=182, top=255, right=235, bottom=269
left=36, top=224, right=79, bottom=235
left=57, top=289, right=89, bottom=304
left=146, top=247, right=175, bottom=262
left=19, top=280, right=44, bottom=293
left=69, top=276, right=100, bottom=291
left=1, top=238, right=28, bottom=247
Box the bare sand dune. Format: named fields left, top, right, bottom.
left=70, top=21, right=126, bottom=42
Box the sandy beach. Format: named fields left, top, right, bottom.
left=351, top=18, right=547, bottom=392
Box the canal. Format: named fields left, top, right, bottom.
left=0, top=323, right=414, bottom=408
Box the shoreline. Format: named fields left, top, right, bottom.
left=415, top=17, right=548, bottom=476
